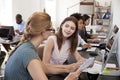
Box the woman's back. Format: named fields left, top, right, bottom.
left=5, top=42, right=39, bottom=80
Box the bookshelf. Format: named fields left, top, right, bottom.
left=93, top=0, right=111, bottom=26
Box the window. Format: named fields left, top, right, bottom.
left=0, top=0, right=12, bottom=26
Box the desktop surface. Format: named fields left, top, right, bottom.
left=78, top=49, right=120, bottom=80
left=97, top=74, right=120, bottom=80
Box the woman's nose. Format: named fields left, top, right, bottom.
left=67, top=27, right=71, bottom=32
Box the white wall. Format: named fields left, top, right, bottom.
left=56, top=0, right=80, bottom=27
left=0, top=0, right=12, bottom=25
left=2, top=0, right=120, bottom=29
left=112, top=0, right=120, bottom=28
left=1, top=0, right=94, bottom=27
left=12, top=0, right=44, bottom=23
left=56, top=0, right=94, bottom=28
left=45, top=0, right=56, bottom=29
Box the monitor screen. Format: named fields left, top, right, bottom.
left=117, top=32, right=120, bottom=67
left=1, top=26, right=15, bottom=36
left=107, top=25, right=119, bottom=39
left=107, top=25, right=119, bottom=52
left=113, top=25, right=119, bottom=34
left=102, top=26, right=119, bottom=70
left=0, top=28, right=10, bottom=38
left=106, top=36, right=114, bottom=52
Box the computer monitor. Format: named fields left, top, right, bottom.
left=0, top=28, right=10, bottom=38
left=106, top=25, right=119, bottom=51
left=0, top=26, right=15, bottom=38
left=102, top=25, right=119, bottom=47
left=102, top=26, right=119, bottom=70
left=112, top=25, right=119, bottom=35
left=117, top=31, right=120, bottom=67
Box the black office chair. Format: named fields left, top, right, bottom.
left=0, top=51, right=6, bottom=67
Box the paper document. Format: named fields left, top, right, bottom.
left=87, top=47, right=96, bottom=52
left=77, top=57, right=95, bottom=70
left=77, top=47, right=82, bottom=51
left=90, top=43, right=100, bottom=47
left=105, top=63, right=116, bottom=68
left=83, top=62, right=102, bottom=74
left=97, top=35, right=106, bottom=39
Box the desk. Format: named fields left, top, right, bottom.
left=77, top=50, right=120, bottom=80
left=0, top=36, right=21, bottom=52
left=97, top=75, right=120, bottom=80
left=68, top=46, right=120, bottom=80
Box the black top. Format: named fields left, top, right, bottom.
left=78, top=27, right=92, bottom=42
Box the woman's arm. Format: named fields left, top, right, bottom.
left=42, top=38, right=53, bottom=64
left=64, top=70, right=82, bottom=80
left=73, top=50, right=86, bottom=62
left=43, top=62, right=80, bottom=74
left=28, top=60, right=80, bottom=80
left=27, top=59, right=48, bottom=80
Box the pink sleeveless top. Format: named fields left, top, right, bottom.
left=47, top=36, right=71, bottom=64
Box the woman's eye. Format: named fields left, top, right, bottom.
left=71, top=27, right=75, bottom=30
left=65, top=24, right=69, bottom=27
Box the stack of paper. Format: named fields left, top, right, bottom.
left=87, top=47, right=96, bottom=52
left=83, top=62, right=102, bottom=74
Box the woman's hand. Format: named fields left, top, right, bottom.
left=89, top=63, right=94, bottom=68
left=67, top=62, right=82, bottom=72
left=82, top=43, right=91, bottom=49
left=64, top=70, right=82, bottom=80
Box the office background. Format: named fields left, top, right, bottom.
left=0, top=0, right=120, bottom=67
left=0, top=0, right=120, bottom=28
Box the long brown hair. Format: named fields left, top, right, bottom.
left=10, top=12, right=51, bottom=56
left=56, top=16, right=78, bottom=54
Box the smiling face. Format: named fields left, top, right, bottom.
left=56, top=17, right=78, bottom=53
left=85, top=18, right=90, bottom=26
left=78, top=19, right=84, bottom=30
left=61, top=21, right=76, bottom=38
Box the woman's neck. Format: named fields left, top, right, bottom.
left=62, top=36, right=67, bottom=44
left=30, top=35, right=43, bottom=49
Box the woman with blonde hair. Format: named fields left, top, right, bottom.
left=5, top=12, right=82, bottom=80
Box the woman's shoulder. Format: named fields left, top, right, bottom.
left=46, top=35, right=57, bottom=44
left=48, top=35, right=57, bottom=40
